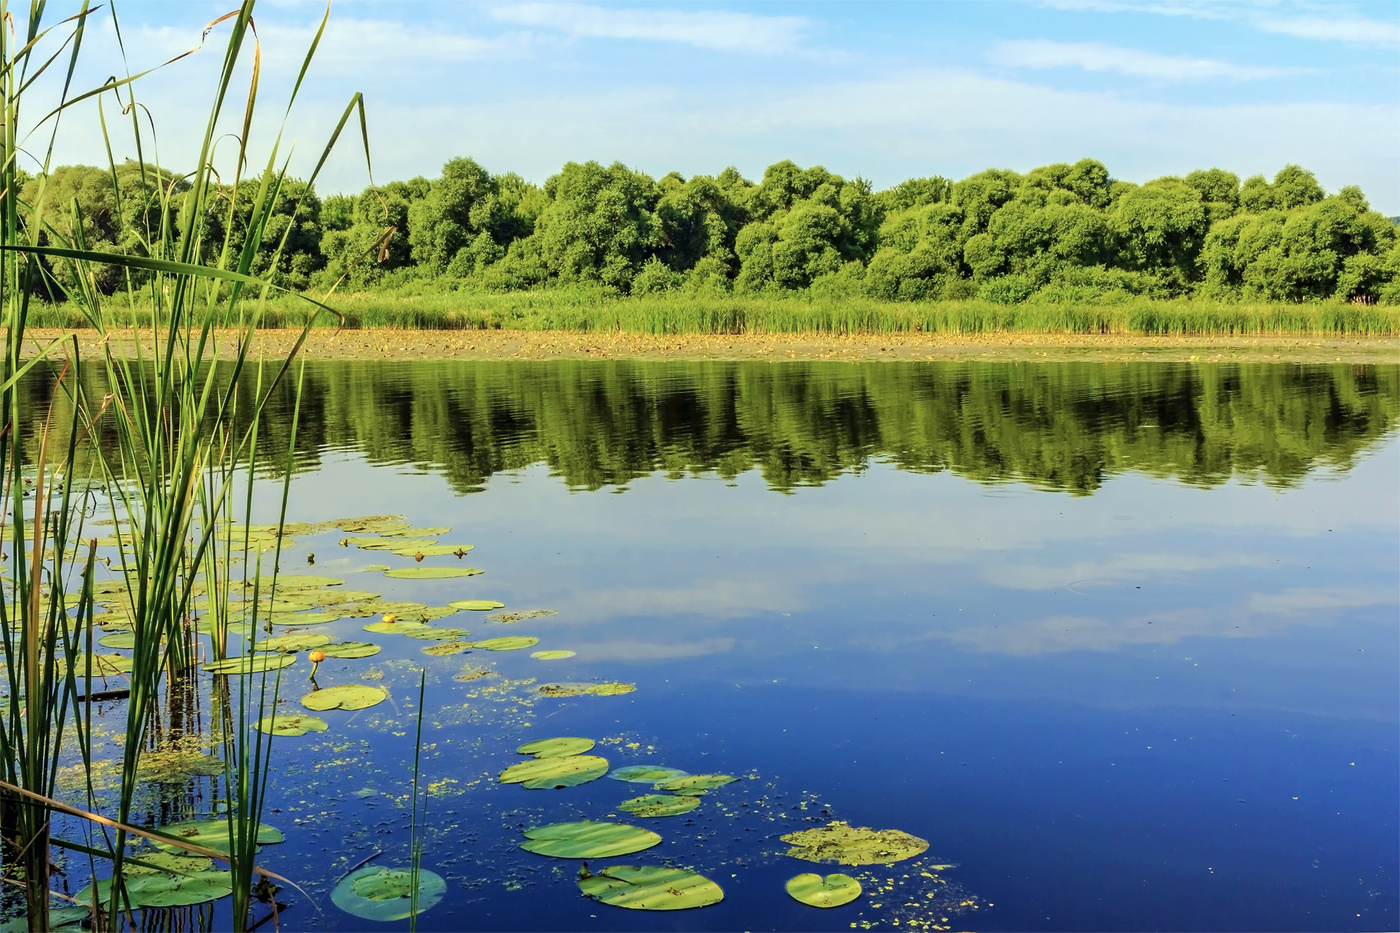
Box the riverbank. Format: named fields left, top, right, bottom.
left=21, top=327, right=1400, bottom=364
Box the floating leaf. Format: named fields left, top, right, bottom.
left=363, top=620, right=432, bottom=635
left=384, top=567, right=482, bottom=580
left=202, top=654, right=295, bottom=675
left=421, top=642, right=470, bottom=656
left=383, top=526, right=453, bottom=538
left=588, top=682, right=635, bottom=696
left=393, top=544, right=473, bottom=557
left=499, top=755, right=609, bottom=789
left=659, top=774, right=737, bottom=796
left=319, top=641, right=382, bottom=659
left=273, top=611, right=340, bottom=626
left=300, top=684, right=387, bottom=712
left=317, top=589, right=382, bottom=605
left=62, top=654, right=133, bottom=676
left=357, top=537, right=439, bottom=551
left=617, top=794, right=701, bottom=818
left=449, top=599, right=504, bottom=611
left=473, top=636, right=538, bottom=651
left=518, top=737, right=595, bottom=758
left=536, top=682, right=593, bottom=697
left=520, top=822, right=660, bottom=858
left=331, top=866, right=446, bottom=922
left=76, top=871, right=233, bottom=909
left=786, top=873, right=862, bottom=908
left=98, top=632, right=136, bottom=649
left=403, top=627, right=471, bottom=641
left=150, top=820, right=284, bottom=856
left=489, top=609, right=557, bottom=623
left=411, top=606, right=461, bottom=621
left=254, top=633, right=331, bottom=654
left=579, top=864, right=723, bottom=910
left=531, top=650, right=576, bottom=660
left=780, top=822, right=929, bottom=866
left=256, top=715, right=329, bottom=737
left=273, top=575, right=345, bottom=590
left=127, top=853, right=214, bottom=876
left=360, top=564, right=391, bottom=573
left=609, top=765, right=690, bottom=784
left=335, top=516, right=408, bottom=533
left=453, top=666, right=496, bottom=682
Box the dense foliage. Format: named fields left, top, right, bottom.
left=26, top=157, right=1400, bottom=304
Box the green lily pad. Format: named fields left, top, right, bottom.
left=411, top=606, right=461, bottom=622
left=518, top=737, right=595, bottom=758
left=126, top=852, right=215, bottom=875
left=617, top=794, right=701, bottom=818
left=272, top=575, right=345, bottom=590
left=449, top=599, right=504, bottom=611
left=609, top=765, right=690, bottom=784
left=453, top=665, right=496, bottom=682
left=62, top=653, right=133, bottom=676
left=273, top=611, right=340, bottom=626
left=255, top=715, right=329, bottom=737
left=97, top=632, right=136, bottom=649
left=520, top=821, right=661, bottom=858
left=473, top=636, right=538, bottom=651
left=150, top=819, right=284, bottom=856
left=531, top=650, right=576, bottom=660
left=300, top=684, right=388, bottom=712
left=383, top=527, right=452, bottom=538
left=421, top=642, right=470, bottom=656
left=579, top=864, right=723, bottom=910
left=490, top=609, right=558, bottom=623
left=403, top=627, right=471, bottom=641
left=588, top=682, right=635, bottom=696
left=393, top=544, right=473, bottom=557
left=335, top=516, right=408, bottom=533
left=358, top=537, right=439, bottom=551
left=76, top=871, right=234, bottom=908
left=317, top=589, right=382, bottom=605
left=537, top=683, right=593, bottom=697
left=786, top=872, right=862, bottom=907
left=658, top=774, right=738, bottom=796
left=499, top=755, right=610, bottom=789
left=331, top=866, right=446, bottom=922
left=202, top=654, right=296, bottom=675
left=384, top=566, right=483, bottom=580
left=0, top=906, right=89, bottom=933
left=363, top=620, right=432, bottom=635
left=360, top=564, right=391, bottom=573
left=780, top=821, right=929, bottom=866
left=318, top=641, right=382, bottom=659
left=254, top=633, right=332, bottom=654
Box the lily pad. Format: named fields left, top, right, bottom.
left=317, top=589, right=383, bottom=605
left=318, top=641, right=382, bottom=659
left=520, top=821, right=661, bottom=858
left=360, top=564, right=391, bottom=573
left=453, top=666, right=496, bottom=682
left=62, top=653, right=133, bottom=675
left=617, top=794, right=701, bottom=818
left=473, top=636, right=539, bottom=651
left=403, top=627, right=471, bottom=641
left=127, top=852, right=215, bottom=875
left=609, top=765, right=690, bottom=784
left=383, top=526, right=453, bottom=538
left=499, top=755, right=610, bottom=789
left=254, top=633, right=332, bottom=654
left=421, top=642, right=470, bottom=656
left=393, top=544, right=473, bottom=557
left=273, top=575, right=345, bottom=590
left=358, top=537, right=439, bottom=551
left=384, top=567, right=482, bottom=580
left=518, top=737, right=595, bottom=758
left=255, top=715, right=329, bottom=737
left=273, top=611, right=340, bottom=626
left=536, top=682, right=593, bottom=697
left=300, top=684, right=388, bottom=712
left=579, top=865, right=723, bottom=910
left=588, top=682, right=635, bottom=696
left=658, top=774, right=738, bottom=796
left=98, top=632, right=136, bottom=649
left=150, top=819, right=284, bottom=856
left=489, top=609, right=558, bottom=623
left=531, top=650, right=576, bottom=660
left=335, top=516, right=408, bottom=533
left=202, top=654, right=296, bottom=675
left=77, top=871, right=234, bottom=908
left=331, top=866, right=446, bottom=922
left=449, top=599, right=505, bottom=611
left=780, top=821, right=929, bottom=866
left=363, top=620, right=432, bottom=635
left=786, top=872, right=862, bottom=907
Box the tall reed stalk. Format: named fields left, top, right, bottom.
left=0, top=2, right=373, bottom=929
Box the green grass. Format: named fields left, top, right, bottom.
left=28, top=288, right=1398, bottom=337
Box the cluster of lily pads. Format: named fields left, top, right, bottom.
left=493, top=735, right=930, bottom=913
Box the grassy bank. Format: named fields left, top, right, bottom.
left=26, top=289, right=1400, bottom=336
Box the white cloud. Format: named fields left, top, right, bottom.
left=993, top=39, right=1295, bottom=80
left=1248, top=586, right=1396, bottom=615
left=1252, top=13, right=1400, bottom=47
left=488, top=2, right=809, bottom=53
left=986, top=551, right=1271, bottom=590
left=1037, top=0, right=1400, bottom=48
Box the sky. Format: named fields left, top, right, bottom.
left=22, top=0, right=1400, bottom=212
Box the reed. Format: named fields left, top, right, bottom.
left=0, top=2, right=365, bottom=929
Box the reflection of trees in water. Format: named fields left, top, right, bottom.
left=21, top=360, right=1398, bottom=495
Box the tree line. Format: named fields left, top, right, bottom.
left=23, top=157, right=1400, bottom=305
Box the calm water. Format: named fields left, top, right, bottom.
left=51, top=361, right=1400, bottom=931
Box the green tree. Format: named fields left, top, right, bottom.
left=1109, top=176, right=1208, bottom=291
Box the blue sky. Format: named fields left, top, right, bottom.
left=29, top=1, right=1400, bottom=212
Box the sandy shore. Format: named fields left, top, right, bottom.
left=20, top=328, right=1400, bottom=364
